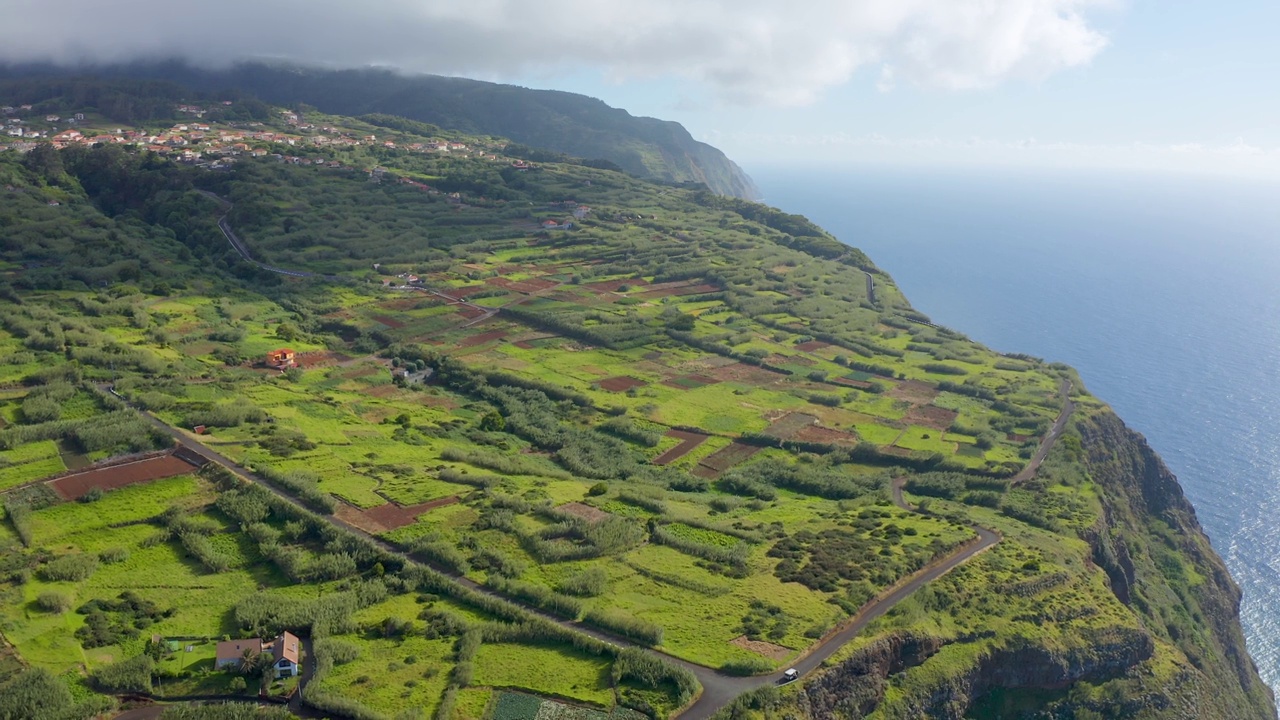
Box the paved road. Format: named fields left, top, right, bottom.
left=197, top=190, right=336, bottom=280
left=114, top=390, right=1062, bottom=720
left=1012, top=379, right=1075, bottom=485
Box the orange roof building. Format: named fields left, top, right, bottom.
left=266, top=348, right=296, bottom=369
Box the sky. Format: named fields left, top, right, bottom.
left=3, top=0, right=1278, bottom=178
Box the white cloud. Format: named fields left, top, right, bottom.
left=0, top=0, right=1112, bottom=106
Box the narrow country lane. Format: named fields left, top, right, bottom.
left=103, top=328, right=1076, bottom=719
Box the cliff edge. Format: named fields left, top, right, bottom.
left=747, top=405, right=1275, bottom=719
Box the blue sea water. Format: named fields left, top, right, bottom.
left=754, top=164, right=1280, bottom=690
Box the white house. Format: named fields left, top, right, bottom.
left=213, top=631, right=302, bottom=678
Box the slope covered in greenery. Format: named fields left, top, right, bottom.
left=0, top=88, right=1272, bottom=720
left=0, top=62, right=761, bottom=199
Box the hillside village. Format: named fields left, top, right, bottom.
left=1, top=97, right=595, bottom=226
left=3, top=101, right=493, bottom=171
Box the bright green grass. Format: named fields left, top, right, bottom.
left=895, top=426, right=955, bottom=455
left=4, top=439, right=61, bottom=464
left=473, top=643, right=614, bottom=707
left=597, top=544, right=829, bottom=667
left=453, top=687, right=494, bottom=720
left=317, top=629, right=454, bottom=715
left=853, top=423, right=903, bottom=445
left=25, top=474, right=202, bottom=548
left=0, top=456, right=65, bottom=491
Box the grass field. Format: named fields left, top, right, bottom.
left=473, top=643, right=614, bottom=706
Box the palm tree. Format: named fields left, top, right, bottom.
left=238, top=647, right=277, bottom=694
left=238, top=647, right=261, bottom=676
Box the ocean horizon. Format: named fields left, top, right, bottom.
left=753, top=163, right=1280, bottom=692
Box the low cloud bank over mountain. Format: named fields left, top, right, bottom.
left=1, top=0, right=1109, bottom=105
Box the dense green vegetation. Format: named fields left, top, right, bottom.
left=0, top=79, right=1269, bottom=720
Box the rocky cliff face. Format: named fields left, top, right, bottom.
left=1077, top=410, right=1275, bottom=718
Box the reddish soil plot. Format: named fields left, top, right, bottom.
left=889, top=379, right=939, bottom=404
left=652, top=430, right=710, bottom=465
left=903, top=404, right=959, bottom=431
left=770, top=354, right=813, bottom=366
left=698, top=442, right=762, bottom=474
left=831, top=377, right=873, bottom=389
left=708, top=363, right=786, bottom=385
left=486, top=277, right=559, bottom=294
left=795, top=340, right=831, bottom=352
left=794, top=425, right=861, bottom=446
left=584, top=278, right=650, bottom=292
left=660, top=374, right=720, bottom=390
left=458, top=330, right=508, bottom=347
left=762, top=413, right=819, bottom=440
left=556, top=502, right=612, bottom=524
left=372, top=315, right=406, bottom=329
left=443, top=285, right=490, bottom=299
left=456, top=305, right=488, bottom=320
left=1006, top=432, right=1034, bottom=443
left=295, top=351, right=353, bottom=369
left=49, top=453, right=200, bottom=500
left=637, top=283, right=720, bottom=300
left=599, top=376, right=648, bottom=392
left=364, top=496, right=460, bottom=530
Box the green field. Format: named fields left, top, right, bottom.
left=0, top=84, right=1231, bottom=720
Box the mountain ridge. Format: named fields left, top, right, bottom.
left=0, top=82, right=1272, bottom=720
left=0, top=60, right=761, bottom=200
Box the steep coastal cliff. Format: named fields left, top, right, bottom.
left=755, top=407, right=1275, bottom=719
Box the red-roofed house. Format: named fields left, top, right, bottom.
left=214, top=632, right=302, bottom=678
left=215, top=638, right=263, bottom=670
left=266, top=348, right=296, bottom=370
left=269, top=631, right=302, bottom=678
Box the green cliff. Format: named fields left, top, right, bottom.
left=0, top=79, right=1271, bottom=720
left=0, top=62, right=761, bottom=199
left=754, top=409, right=1275, bottom=719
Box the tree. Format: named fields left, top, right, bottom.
left=275, top=323, right=300, bottom=341
left=478, top=411, right=505, bottom=432
left=22, top=143, right=65, bottom=184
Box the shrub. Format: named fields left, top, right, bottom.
left=92, top=654, right=154, bottom=693
left=558, top=567, right=608, bottom=597
left=314, top=638, right=361, bottom=665
left=719, top=657, right=775, bottom=676
left=581, top=609, right=663, bottom=646
left=611, top=648, right=698, bottom=706
left=41, top=553, right=99, bottom=582
left=36, top=591, right=72, bottom=613
left=78, top=487, right=105, bottom=503
left=485, top=577, right=582, bottom=620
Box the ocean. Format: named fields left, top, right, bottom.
left=753, top=164, right=1280, bottom=690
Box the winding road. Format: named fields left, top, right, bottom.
left=1011, top=379, right=1075, bottom=485
left=106, top=376, right=1075, bottom=719
left=109, top=200, right=1081, bottom=716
